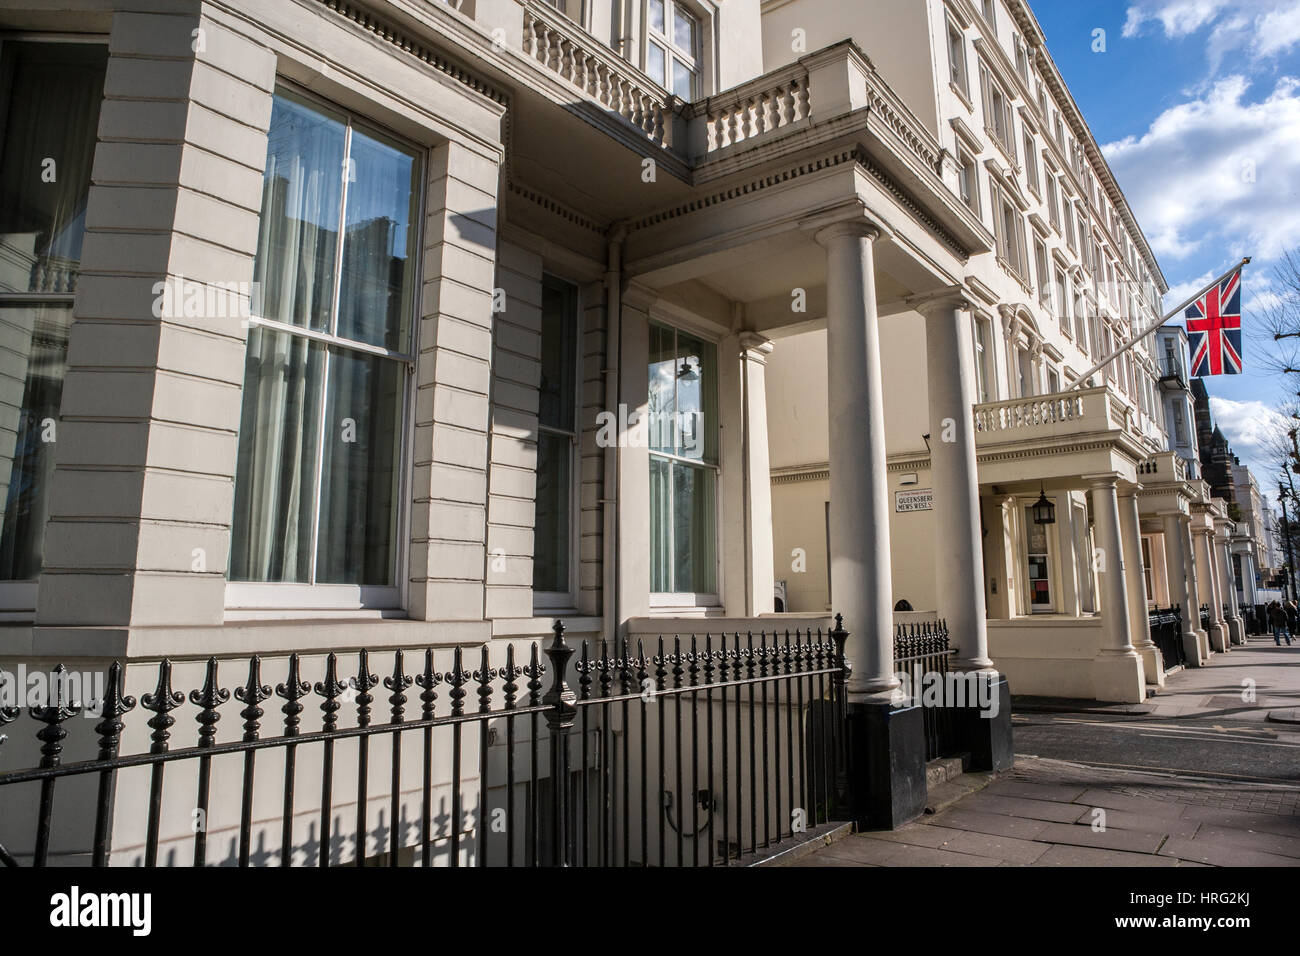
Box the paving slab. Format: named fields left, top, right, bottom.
left=1081, top=807, right=1202, bottom=839
left=1032, top=821, right=1166, bottom=854
left=1172, top=805, right=1300, bottom=836
left=1190, top=824, right=1300, bottom=859
left=959, top=792, right=1090, bottom=823
left=870, top=842, right=1005, bottom=867
left=809, top=837, right=904, bottom=866
left=927, top=807, right=1051, bottom=842
left=1073, top=789, right=1190, bottom=820
left=862, top=825, right=957, bottom=849
left=921, top=827, right=1052, bottom=865
left=987, top=779, right=1089, bottom=803
left=1030, top=843, right=1182, bottom=867
left=1157, top=834, right=1300, bottom=867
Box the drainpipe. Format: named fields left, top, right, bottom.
left=602, top=226, right=627, bottom=645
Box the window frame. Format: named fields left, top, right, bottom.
left=1033, top=236, right=1049, bottom=306
left=645, top=0, right=702, bottom=99
left=226, top=82, right=424, bottom=614
left=958, top=147, right=980, bottom=215
left=992, top=180, right=1029, bottom=282
left=1055, top=266, right=1072, bottom=339
left=947, top=21, right=970, bottom=101
left=533, top=274, right=584, bottom=611
left=0, top=34, right=109, bottom=616
left=648, top=319, right=721, bottom=606
left=979, top=61, right=1016, bottom=158
left=973, top=313, right=994, bottom=404
left=1023, top=129, right=1040, bottom=195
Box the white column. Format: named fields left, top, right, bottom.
left=1183, top=518, right=1210, bottom=657
left=819, top=219, right=896, bottom=699
left=1196, top=528, right=1227, bottom=652
left=740, top=332, right=775, bottom=617
left=1120, top=489, right=1162, bottom=685
left=1088, top=476, right=1145, bottom=701
left=1162, top=513, right=1204, bottom=666
left=919, top=290, right=992, bottom=670
left=1218, top=537, right=1242, bottom=646
left=1054, top=491, right=1080, bottom=616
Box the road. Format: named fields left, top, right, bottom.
left=1012, top=712, right=1300, bottom=783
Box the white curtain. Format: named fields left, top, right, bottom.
left=230, top=328, right=322, bottom=582
left=231, top=92, right=343, bottom=582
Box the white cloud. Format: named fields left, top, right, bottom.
left=1123, top=1, right=1234, bottom=40
left=1163, top=269, right=1216, bottom=308
left=1103, top=75, right=1300, bottom=262
left=1256, top=4, right=1300, bottom=58
left=1208, top=395, right=1290, bottom=480
left=1123, top=0, right=1300, bottom=70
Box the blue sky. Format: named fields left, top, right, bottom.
left=1033, top=0, right=1300, bottom=490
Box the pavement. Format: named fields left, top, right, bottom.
left=793, top=637, right=1300, bottom=867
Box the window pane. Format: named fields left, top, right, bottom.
left=674, top=330, right=716, bottom=462
left=672, top=60, right=694, bottom=99
left=0, top=42, right=106, bottom=294
left=315, top=348, right=405, bottom=586
left=539, top=277, right=577, bottom=431
left=230, top=327, right=326, bottom=583
left=649, top=0, right=665, bottom=33
left=0, top=304, right=72, bottom=579
left=648, top=323, right=676, bottom=454
left=336, top=124, right=418, bottom=351
left=673, top=462, right=715, bottom=594
left=533, top=430, right=571, bottom=592
left=650, top=455, right=671, bottom=592
left=252, top=91, right=346, bottom=333
left=647, top=42, right=666, bottom=87
left=672, top=7, right=698, bottom=53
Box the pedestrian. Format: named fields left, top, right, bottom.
left=1288, top=601, right=1300, bottom=641
left=1268, top=601, right=1292, bottom=646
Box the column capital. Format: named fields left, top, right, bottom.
left=906, top=285, right=978, bottom=318
left=813, top=215, right=886, bottom=247
left=737, top=331, right=774, bottom=362
left=1083, top=473, right=1121, bottom=491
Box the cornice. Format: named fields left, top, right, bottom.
left=506, top=179, right=608, bottom=235
left=315, top=0, right=507, bottom=105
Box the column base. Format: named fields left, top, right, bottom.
left=1208, top=623, right=1228, bottom=653
left=844, top=699, right=927, bottom=831
left=1136, top=644, right=1166, bottom=687
left=1182, top=630, right=1205, bottom=667
left=1196, top=628, right=1211, bottom=660
left=1091, top=650, right=1146, bottom=703
left=957, top=674, right=1013, bottom=772
left=1227, top=617, right=1243, bottom=647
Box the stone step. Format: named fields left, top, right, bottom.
left=924, top=769, right=998, bottom=816
left=926, top=755, right=966, bottom=789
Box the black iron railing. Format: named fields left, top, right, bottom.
left=1148, top=605, right=1185, bottom=669
left=1199, top=604, right=1210, bottom=631
left=892, top=620, right=959, bottom=762
left=0, top=619, right=851, bottom=867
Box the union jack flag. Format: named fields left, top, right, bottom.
left=1186, top=269, right=1243, bottom=376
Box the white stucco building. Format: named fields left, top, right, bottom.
left=0, top=0, right=1250, bottom=865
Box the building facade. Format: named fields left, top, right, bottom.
left=0, top=0, right=1248, bottom=864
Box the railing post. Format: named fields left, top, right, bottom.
left=92, top=661, right=135, bottom=867
left=829, top=614, right=851, bottom=819
left=543, top=620, right=577, bottom=866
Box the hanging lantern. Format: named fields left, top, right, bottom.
left=1032, top=485, right=1056, bottom=525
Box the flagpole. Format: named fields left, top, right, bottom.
left=1064, top=256, right=1251, bottom=390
